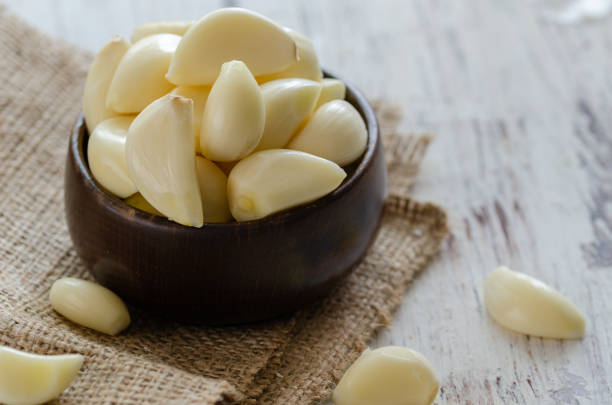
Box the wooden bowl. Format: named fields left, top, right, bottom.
left=64, top=73, right=386, bottom=324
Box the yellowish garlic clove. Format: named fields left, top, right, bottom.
left=288, top=100, right=367, bottom=166
left=484, top=266, right=586, bottom=339
left=126, top=94, right=203, bottom=227
left=195, top=156, right=232, bottom=223
left=316, top=78, right=346, bottom=108
left=333, top=346, right=439, bottom=405
left=50, top=277, right=131, bottom=335
left=256, top=29, right=322, bottom=83
left=83, top=35, right=130, bottom=132
left=227, top=149, right=346, bottom=221
left=106, top=34, right=180, bottom=113
left=124, top=192, right=162, bottom=216
left=254, top=78, right=321, bottom=151
left=131, top=20, right=193, bottom=43
left=170, top=85, right=211, bottom=155
left=166, top=8, right=297, bottom=85
left=87, top=116, right=137, bottom=198
left=0, top=346, right=83, bottom=405
left=200, top=61, right=265, bottom=162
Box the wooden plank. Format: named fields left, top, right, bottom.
left=3, top=0, right=611, bottom=403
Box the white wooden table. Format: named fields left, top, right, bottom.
left=5, top=0, right=611, bottom=403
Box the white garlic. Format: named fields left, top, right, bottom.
left=257, top=29, right=322, bottom=83
left=316, top=78, right=346, bottom=108
left=124, top=192, right=162, bottom=216
left=227, top=149, right=346, bottom=221
left=106, top=34, right=180, bottom=113
left=170, top=85, right=211, bottom=155
left=195, top=156, right=232, bottom=223
left=87, top=116, right=137, bottom=198
left=131, top=20, right=193, bottom=43
left=126, top=94, right=203, bottom=227
left=0, top=346, right=83, bottom=405
left=200, top=61, right=265, bottom=162
left=333, top=346, right=439, bottom=405
left=166, top=8, right=297, bottom=85
left=288, top=100, right=367, bottom=166
left=50, top=277, right=131, bottom=335
left=255, top=78, right=321, bottom=151
left=82, top=35, right=130, bottom=132
left=484, top=266, right=586, bottom=339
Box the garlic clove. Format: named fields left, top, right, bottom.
left=316, top=78, right=346, bottom=108
left=126, top=94, right=203, bottom=227
left=87, top=116, right=137, bottom=198
left=195, top=157, right=232, bottom=223
left=256, top=29, right=322, bottom=83
left=333, top=346, right=439, bottom=405
left=254, top=78, right=321, bottom=151
left=124, top=192, right=162, bottom=216
left=484, top=266, right=586, bottom=339
left=50, top=277, right=131, bottom=335
left=170, top=85, right=211, bottom=155
left=106, top=34, right=180, bottom=113
left=227, top=149, right=346, bottom=221
left=200, top=61, right=265, bottom=162
left=0, top=346, right=83, bottom=405
left=166, top=8, right=297, bottom=85
left=131, top=20, right=193, bottom=43
left=83, top=35, right=130, bottom=133
left=288, top=100, right=367, bottom=166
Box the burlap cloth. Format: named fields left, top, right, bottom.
left=0, top=6, right=448, bottom=404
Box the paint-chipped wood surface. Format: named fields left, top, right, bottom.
left=4, top=0, right=611, bottom=403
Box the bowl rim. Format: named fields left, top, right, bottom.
left=71, top=70, right=380, bottom=230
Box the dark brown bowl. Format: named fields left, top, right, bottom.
left=64, top=72, right=386, bottom=324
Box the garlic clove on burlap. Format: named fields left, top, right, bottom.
left=227, top=149, right=346, bottom=222
left=254, top=78, right=321, bottom=151
left=106, top=33, right=180, bottom=113
left=126, top=94, right=203, bottom=227
left=0, top=346, right=83, bottom=405
left=131, top=20, right=193, bottom=43
left=333, top=346, right=439, bottom=405
left=484, top=266, right=586, bottom=339
left=83, top=35, right=130, bottom=132
left=256, top=29, right=323, bottom=83
left=170, top=85, right=211, bottom=155
left=200, top=61, right=265, bottom=162
left=195, top=156, right=232, bottom=223
left=288, top=99, right=367, bottom=167
left=87, top=116, right=137, bottom=198
left=316, top=78, right=346, bottom=108
left=166, top=8, right=297, bottom=85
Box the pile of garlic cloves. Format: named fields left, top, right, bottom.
left=84, top=8, right=367, bottom=227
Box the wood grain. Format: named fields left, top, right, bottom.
left=4, top=0, right=612, bottom=403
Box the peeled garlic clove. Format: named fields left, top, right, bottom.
left=166, top=8, right=297, bottom=85
left=124, top=192, right=162, bottom=216
left=484, top=266, right=586, bottom=339
left=228, top=149, right=346, bottom=221
left=333, top=346, right=439, bottom=405
left=0, top=346, right=83, bottom=405
left=50, top=277, right=131, bottom=335
left=170, top=85, right=211, bottom=155
left=131, top=20, right=193, bottom=43
left=316, top=78, right=346, bottom=108
left=106, top=34, right=180, bottom=113
left=288, top=100, right=367, bottom=166
left=200, top=61, right=265, bottom=162
left=126, top=95, right=203, bottom=227
left=195, top=157, right=232, bottom=223
left=257, top=29, right=322, bottom=83
left=87, top=116, right=137, bottom=198
left=83, top=35, right=130, bottom=132
left=255, top=78, right=321, bottom=151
